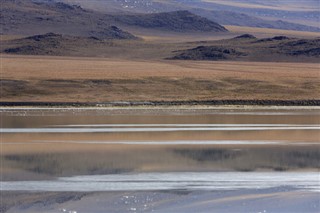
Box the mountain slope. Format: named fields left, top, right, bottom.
left=0, top=0, right=138, bottom=39
left=110, top=10, right=228, bottom=32
left=184, top=1, right=320, bottom=28
left=1, top=0, right=228, bottom=37
left=191, top=9, right=320, bottom=32
left=59, top=0, right=320, bottom=32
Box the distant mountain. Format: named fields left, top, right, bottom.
left=59, top=0, right=320, bottom=32
left=181, top=1, right=320, bottom=28
left=111, top=10, right=228, bottom=32
left=59, top=0, right=183, bottom=13
left=0, top=0, right=138, bottom=39
left=58, top=0, right=319, bottom=14
left=201, top=0, right=319, bottom=11
left=191, top=9, right=320, bottom=32
left=0, top=0, right=228, bottom=36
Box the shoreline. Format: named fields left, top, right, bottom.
left=1, top=100, right=320, bottom=108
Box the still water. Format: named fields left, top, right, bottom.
left=1, top=107, right=320, bottom=192
left=1, top=172, right=320, bottom=192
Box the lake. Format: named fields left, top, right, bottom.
left=1, top=107, right=319, bottom=212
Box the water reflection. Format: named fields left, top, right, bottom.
left=1, top=108, right=319, bottom=182
left=2, top=172, right=319, bottom=192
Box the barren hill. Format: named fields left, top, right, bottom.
left=3, top=33, right=106, bottom=55
left=108, top=10, right=228, bottom=32
left=1, top=0, right=228, bottom=37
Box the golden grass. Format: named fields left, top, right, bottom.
left=2, top=55, right=319, bottom=80
left=1, top=55, right=319, bottom=102
left=0, top=35, right=24, bottom=41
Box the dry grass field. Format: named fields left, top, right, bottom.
left=1, top=55, right=319, bottom=102
left=226, top=25, right=320, bottom=38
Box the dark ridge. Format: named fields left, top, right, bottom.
left=4, top=45, right=44, bottom=54
left=278, top=38, right=320, bottom=57
left=113, top=10, right=228, bottom=32
left=26, top=32, right=63, bottom=41
left=55, top=2, right=76, bottom=10
left=282, top=38, right=320, bottom=47
left=169, top=46, right=245, bottom=60
left=272, top=36, right=290, bottom=40
left=234, top=34, right=256, bottom=39
left=257, top=36, right=290, bottom=43
left=290, top=48, right=320, bottom=56
left=89, top=26, right=138, bottom=40
left=88, top=36, right=101, bottom=40
left=169, top=37, right=320, bottom=62
left=35, top=1, right=85, bottom=11
left=1, top=100, right=319, bottom=107
left=2, top=30, right=138, bottom=55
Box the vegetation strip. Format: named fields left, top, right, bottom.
left=1, top=100, right=320, bottom=107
